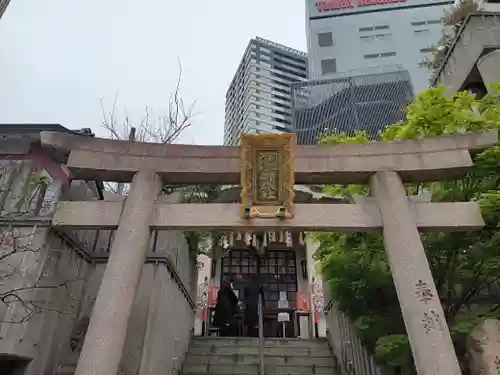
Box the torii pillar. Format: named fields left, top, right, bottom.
left=74, top=171, right=162, bottom=375
left=371, top=171, right=461, bottom=375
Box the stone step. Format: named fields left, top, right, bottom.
left=189, top=345, right=332, bottom=357
left=182, top=363, right=335, bottom=374
left=185, top=354, right=334, bottom=366
left=192, top=337, right=329, bottom=348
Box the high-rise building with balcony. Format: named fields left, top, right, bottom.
left=224, top=37, right=308, bottom=146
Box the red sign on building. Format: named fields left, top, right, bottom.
left=315, top=0, right=407, bottom=12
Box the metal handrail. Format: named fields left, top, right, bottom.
left=258, top=293, right=265, bottom=375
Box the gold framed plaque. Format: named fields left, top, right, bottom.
left=240, top=132, right=296, bottom=219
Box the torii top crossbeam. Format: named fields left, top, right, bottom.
left=45, top=129, right=497, bottom=232
left=41, top=129, right=497, bottom=185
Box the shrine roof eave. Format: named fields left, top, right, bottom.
left=40, top=129, right=498, bottom=185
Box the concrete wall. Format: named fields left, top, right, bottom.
left=124, top=263, right=195, bottom=375
left=0, top=229, right=92, bottom=375
left=0, top=159, right=91, bottom=374
left=0, top=158, right=197, bottom=375
left=433, top=13, right=500, bottom=94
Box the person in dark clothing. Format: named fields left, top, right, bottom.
left=243, top=274, right=264, bottom=337
left=212, top=277, right=239, bottom=336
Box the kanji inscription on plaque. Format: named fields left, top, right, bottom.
left=255, top=150, right=280, bottom=202
left=240, top=132, right=296, bottom=218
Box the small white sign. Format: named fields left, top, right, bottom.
left=278, top=312, right=290, bottom=322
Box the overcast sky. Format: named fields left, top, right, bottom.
left=0, top=0, right=307, bottom=144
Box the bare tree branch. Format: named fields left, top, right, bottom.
left=101, top=61, right=196, bottom=145
left=100, top=61, right=196, bottom=194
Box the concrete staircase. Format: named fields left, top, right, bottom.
left=181, top=337, right=338, bottom=375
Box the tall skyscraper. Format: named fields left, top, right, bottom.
left=305, top=0, right=453, bottom=92
left=0, top=0, right=11, bottom=21
left=224, top=37, right=308, bottom=146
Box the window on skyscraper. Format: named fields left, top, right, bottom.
left=414, top=29, right=430, bottom=36
left=317, top=32, right=333, bottom=47
left=420, top=47, right=437, bottom=53
left=359, top=26, right=374, bottom=32
left=381, top=52, right=396, bottom=57
left=360, top=33, right=392, bottom=42
left=321, top=59, right=337, bottom=75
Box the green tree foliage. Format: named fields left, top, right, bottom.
left=316, top=84, right=500, bottom=372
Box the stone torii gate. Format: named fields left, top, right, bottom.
left=43, top=129, right=497, bottom=375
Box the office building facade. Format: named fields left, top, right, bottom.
left=224, top=37, right=308, bottom=146
left=306, top=0, right=453, bottom=92
left=292, top=66, right=414, bottom=144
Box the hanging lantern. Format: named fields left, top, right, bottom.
left=255, top=232, right=267, bottom=256
left=299, top=232, right=305, bottom=246
left=278, top=230, right=285, bottom=243
left=271, top=231, right=276, bottom=243
left=285, top=231, right=293, bottom=247
left=245, top=232, right=252, bottom=246
left=222, top=235, right=229, bottom=250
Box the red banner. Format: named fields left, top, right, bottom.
left=208, top=285, right=220, bottom=306
left=296, top=291, right=309, bottom=312
left=313, top=311, right=319, bottom=324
